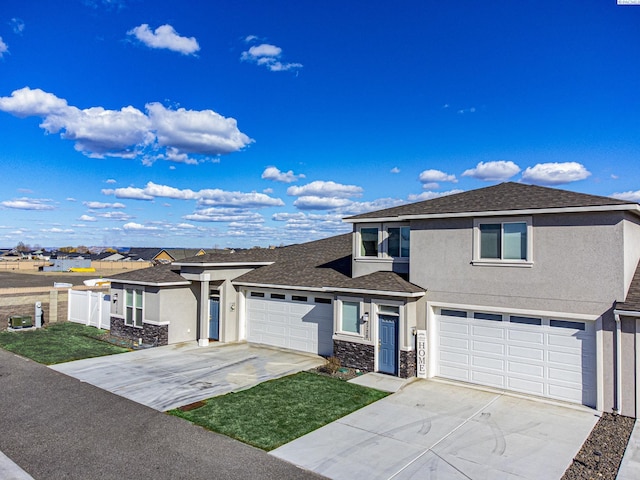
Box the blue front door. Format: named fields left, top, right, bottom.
left=209, top=298, right=220, bottom=341
left=378, top=315, right=398, bottom=375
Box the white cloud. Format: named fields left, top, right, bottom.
left=261, top=166, right=305, bottom=183
left=102, top=181, right=284, bottom=208
left=10, top=18, right=25, bottom=34
left=184, top=208, right=265, bottom=223
left=457, top=107, right=476, bottom=114
left=0, top=37, right=7, bottom=58
left=123, top=222, right=160, bottom=231
left=336, top=198, right=407, bottom=216
left=287, top=180, right=363, bottom=199
left=612, top=191, right=640, bottom=203
left=127, top=24, right=200, bottom=55
left=83, top=201, right=125, bottom=209
left=106, top=178, right=117, bottom=184
left=418, top=169, right=457, bottom=187
left=41, top=227, right=73, bottom=233
left=79, top=215, right=97, bottom=222
left=0, top=87, right=252, bottom=161
left=390, top=167, right=400, bottom=174
left=293, top=196, right=353, bottom=210
left=1, top=197, right=55, bottom=210
left=241, top=42, right=302, bottom=72
left=146, top=102, right=253, bottom=155
left=94, top=211, right=133, bottom=220
left=101, top=187, right=154, bottom=201
left=462, top=161, right=521, bottom=181
left=521, top=162, right=591, bottom=185
left=244, top=35, right=259, bottom=43
left=272, top=211, right=349, bottom=236
left=407, top=189, right=464, bottom=202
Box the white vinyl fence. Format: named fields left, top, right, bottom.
left=67, top=289, right=111, bottom=330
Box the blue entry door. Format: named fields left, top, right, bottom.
left=378, top=315, right=398, bottom=375
left=209, top=298, right=220, bottom=341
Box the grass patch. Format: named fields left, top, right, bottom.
left=0, top=322, right=130, bottom=365
left=170, top=371, right=389, bottom=451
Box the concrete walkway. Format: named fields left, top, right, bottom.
left=0, top=349, right=323, bottom=480
left=51, top=341, right=325, bottom=411
left=618, top=420, right=640, bottom=479
left=272, top=379, right=598, bottom=480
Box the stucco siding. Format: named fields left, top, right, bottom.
left=163, top=287, right=197, bottom=344
left=620, top=316, right=637, bottom=418
left=410, top=212, right=626, bottom=316
left=623, top=215, right=640, bottom=300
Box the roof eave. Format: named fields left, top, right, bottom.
left=107, top=279, right=191, bottom=287
left=233, top=281, right=425, bottom=298
left=172, top=261, right=275, bottom=267
left=344, top=204, right=640, bottom=223
left=614, top=308, right=640, bottom=317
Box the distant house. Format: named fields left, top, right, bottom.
left=108, top=182, right=640, bottom=419
left=125, top=248, right=208, bottom=264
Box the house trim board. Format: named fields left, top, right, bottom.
left=344, top=203, right=640, bottom=224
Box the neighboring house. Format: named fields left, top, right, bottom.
left=108, top=182, right=640, bottom=418
left=126, top=247, right=208, bottom=264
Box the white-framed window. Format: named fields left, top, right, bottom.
left=125, top=288, right=143, bottom=327
left=387, top=226, right=410, bottom=258
left=357, top=223, right=410, bottom=259
left=473, top=217, right=532, bottom=266
left=337, top=297, right=364, bottom=336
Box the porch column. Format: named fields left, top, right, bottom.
left=198, top=273, right=210, bottom=346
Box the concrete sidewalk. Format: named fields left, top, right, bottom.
left=0, top=349, right=323, bottom=480
left=273, top=379, right=598, bottom=479
left=618, top=420, right=640, bottom=479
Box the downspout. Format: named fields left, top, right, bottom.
left=614, top=312, right=622, bottom=415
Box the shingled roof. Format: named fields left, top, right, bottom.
left=616, top=263, right=640, bottom=313
left=345, top=182, right=637, bottom=221
left=107, top=264, right=191, bottom=286
left=232, top=234, right=424, bottom=296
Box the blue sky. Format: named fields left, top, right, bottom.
left=0, top=0, right=639, bottom=249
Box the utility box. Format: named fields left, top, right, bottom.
left=9, top=315, right=33, bottom=329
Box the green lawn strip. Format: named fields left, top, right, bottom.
left=170, top=371, right=389, bottom=451
left=0, top=322, right=130, bottom=365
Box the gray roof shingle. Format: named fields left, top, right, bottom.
left=346, top=182, right=635, bottom=221
left=616, top=263, right=640, bottom=312
left=108, top=264, right=190, bottom=286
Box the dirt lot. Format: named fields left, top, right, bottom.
left=0, top=270, right=130, bottom=289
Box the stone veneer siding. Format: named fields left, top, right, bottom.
left=399, top=349, right=417, bottom=379
left=110, top=316, right=168, bottom=346
left=333, top=339, right=375, bottom=372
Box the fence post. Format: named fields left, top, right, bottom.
left=67, top=289, right=72, bottom=322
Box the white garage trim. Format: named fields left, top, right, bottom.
left=245, top=289, right=334, bottom=356
left=427, top=301, right=600, bottom=408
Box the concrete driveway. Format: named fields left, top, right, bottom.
left=51, top=342, right=324, bottom=411
left=272, top=380, right=598, bottom=480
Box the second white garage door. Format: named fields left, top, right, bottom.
left=436, top=308, right=597, bottom=407
left=246, top=292, right=334, bottom=356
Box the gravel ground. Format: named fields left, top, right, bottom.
left=562, top=412, right=635, bottom=480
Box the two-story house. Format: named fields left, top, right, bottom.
left=107, top=182, right=640, bottom=418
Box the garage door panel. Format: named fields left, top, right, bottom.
left=508, top=361, right=544, bottom=377
left=436, top=309, right=597, bottom=408
left=507, top=377, right=544, bottom=395
left=508, top=330, right=543, bottom=344
left=471, top=370, right=505, bottom=388
left=439, top=365, right=470, bottom=381
left=472, top=340, right=504, bottom=355
left=471, top=325, right=504, bottom=339
left=471, top=355, right=504, bottom=371
left=440, top=321, right=469, bottom=334
left=508, top=345, right=544, bottom=361
left=440, top=336, right=469, bottom=349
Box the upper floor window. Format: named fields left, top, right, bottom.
left=388, top=226, right=410, bottom=258
left=357, top=224, right=409, bottom=259
left=360, top=227, right=379, bottom=257
left=474, top=217, right=532, bottom=266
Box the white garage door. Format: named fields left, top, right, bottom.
left=246, top=292, right=334, bottom=356
left=436, top=308, right=597, bottom=407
